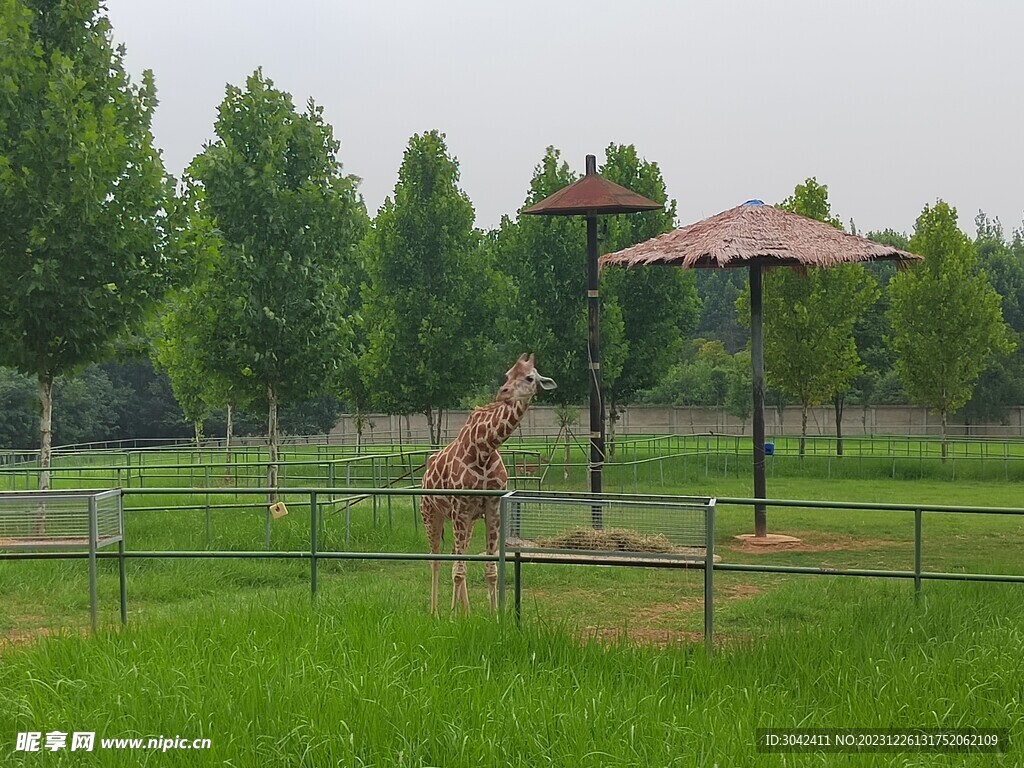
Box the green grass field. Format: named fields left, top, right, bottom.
left=2, top=442, right=1023, bottom=765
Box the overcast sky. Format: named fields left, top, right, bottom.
left=106, top=0, right=1023, bottom=237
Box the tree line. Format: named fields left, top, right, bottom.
left=1, top=2, right=1020, bottom=477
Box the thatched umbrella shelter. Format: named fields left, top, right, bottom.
left=601, top=200, right=921, bottom=537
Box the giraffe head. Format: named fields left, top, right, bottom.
left=496, top=353, right=557, bottom=403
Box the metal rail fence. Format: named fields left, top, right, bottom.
left=3, top=432, right=1023, bottom=476
left=3, top=487, right=1024, bottom=652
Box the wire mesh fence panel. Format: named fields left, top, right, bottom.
left=501, top=491, right=713, bottom=561
left=0, top=489, right=122, bottom=549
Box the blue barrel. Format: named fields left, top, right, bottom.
left=764, top=442, right=775, bottom=456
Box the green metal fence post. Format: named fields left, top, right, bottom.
left=204, top=463, right=211, bottom=548
left=344, top=499, right=351, bottom=548
left=514, top=550, right=522, bottom=625
left=497, top=493, right=508, bottom=613
left=88, top=496, right=98, bottom=635
left=118, top=491, right=127, bottom=625
left=914, top=507, right=923, bottom=598
left=310, top=491, right=319, bottom=599
left=118, top=537, right=128, bottom=625
left=704, top=499, right=715, bottom=655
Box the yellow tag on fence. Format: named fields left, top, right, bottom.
left=269, top=501, right=289, bottom=519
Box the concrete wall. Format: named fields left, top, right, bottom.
left=330, top=405, right=1024, bottom=443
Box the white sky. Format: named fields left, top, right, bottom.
left=107, top=0, right=1024, bottom=237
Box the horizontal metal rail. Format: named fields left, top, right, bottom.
left=5, top=487, right=1024, bottom=652
left=715, top=496, right=1024, bottom=515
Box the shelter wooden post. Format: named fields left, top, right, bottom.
left=586, top=208, right=604, bottom=526
left=521, top=153, right=661, bottom=522
left=749, top=262, right=767, bottom=536
left=585, top=158, right=604, bottom=509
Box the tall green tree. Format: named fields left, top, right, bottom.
left=745, top=179, right=879, bottom=455
left=337, top=236, right=374, bottom=451
left=0, top=0, right=174, bottom=488
left=599, top=144, right=699, bottom=452
left=960, top=212, right=1024, bottom=425
left=190, top=70, right=366, bottom=494
left=151, top=185, right=219, bottom=446
left=887, top=201, right=1015, bottom=455
left=362, top=130, right=499, bottom=446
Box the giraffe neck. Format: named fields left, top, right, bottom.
left=466, top=398, right=529, bottom=453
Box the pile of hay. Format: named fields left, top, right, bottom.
left=537, top=527, right=678, bottom=554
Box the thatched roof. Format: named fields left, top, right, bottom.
left=600, top=201, right=922, bottom=269
left=522, top=173, right=663, bottom=216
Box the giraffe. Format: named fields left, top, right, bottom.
left=420, top=353, right=556, bottom=615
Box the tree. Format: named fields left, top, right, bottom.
left=850, top=229, right=913, bottom=423
left=190, top=70, right=366, bottom=495
left=338, top=237, right=375, bottom=451
left=496, top=147, right=626, bottom=475
left=887, top=201, right=1015, bottom=456
left=0, top=0, right=174, bottom=489
left=599, top=144, right=699, bottom=454
left=151, top=183, right=247, bottom=452
left=749, top=266, right=878, bottom=454
left=0, top=368, right=38, bottom=449
left=741, top=179, right=879, bottom=455
left=50, top=365, right=121, bottom=446
left=724, top=350, right=753, bottom=432
left=960, top=212, right=1024, bottom=426
left=100, top=358, right=187, bottom=442
left=153, top=301, right=214, bottom=447
left=694, top=270, right=749, bottom=352
left=362, top=130, right=499, bottom=446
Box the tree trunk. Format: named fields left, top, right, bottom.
left=267, top=386, right=279, bottom=503
left=834, top=394, right=844, bottom=457
left=224, top=402, right=234, bottom=484
left=607, top=403, right=618, bottom=460
left=941, top=408, right=948, bottom=462
left=355, top=408, right=363, bottom=455
left=564, top=425, right=571, bottom=482
left=424, top=409, right=437, bottom=448
left=404, top=414, right=412, bottom=443
left=36, top=374, right=54, bottom=534
left=194, top=420, right=203, bottom=449
left=799, top=403, right=808, bottom=457
left=38, top=374, right=53, bottom=492
left=435, top=407, right=444, bottom=445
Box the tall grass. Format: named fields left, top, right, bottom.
left=2, top=447, right=1023, bottom=765
left=2, top=579, right=1021, bottom=766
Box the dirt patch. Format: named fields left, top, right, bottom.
left=581, top=583, right=764, bottom=649
left=729, top=532, right=902, bottom=554
left=0, top=613, right=92, bottom=654
left=726, top=583, right=765, bottom=600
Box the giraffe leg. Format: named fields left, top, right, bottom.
left=421, top=497, right=445, bottom=616
left=483, top=497, right=500, bottom=613
left=451, top=511, right=473, bottom=615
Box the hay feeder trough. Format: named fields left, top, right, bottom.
left=0, top=489, right=126, bottom=633
left=497, top=490, right=716, bottom=648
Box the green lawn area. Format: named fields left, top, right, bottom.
left=1, top=445, right=1023, bottom=765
